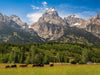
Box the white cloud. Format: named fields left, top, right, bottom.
left=27, top=1, right=48, bottom=24
left=42, top=1, right=47, bottom=6
left=26, top=2, right=99, bottom=24
left=58, top=11, right=71, bottom=19
left=27, top=12, right=42, bottom=23
left=59, top=11, right=97, bottom=20
left=31, top=5, right=40, bottom=10
left=56, top=4, right=99, bottom=20
left=76, top=11, right=97, bottom=20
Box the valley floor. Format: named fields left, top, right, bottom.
left=0, top=64, right=100, bottom=75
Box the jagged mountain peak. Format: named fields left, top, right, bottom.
left=69, top=14, right=77, bottom=18
left=0, top=12, right=28, bottom=29
left=37, top=7, right=66, bottom=25
left=0, top=13, right=4, bottom=21
left=10, top=15, right=28, bottom=28
left=96, top=13, right=100, bottom=19
left=64, top=14, right=77, bottom=20
left=86, top=13, right=100, bottom=37
left=10, top=15, right=18, bottom=17
left=88, top=12, right=100, bottom=25
left=0, top=13, right=3, bottom=16
left=10, top=15, right=21, bottom=21
left=88, top=13, right=100, bottom=21
left=43, top=7, right=59, bottom=17
left=64, top=14, right=87, bottom=28
left=47, top=7, right=56, bottom=12
left=30, top=7, right=67, bottom=40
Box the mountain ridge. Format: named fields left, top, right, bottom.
left=0, top=8, right=100, bottom=45
left=0, top=13, right=28, bottom=29
left=0, top=22, right=43, bottom=43
left=29, top=8, right=100, bottom=45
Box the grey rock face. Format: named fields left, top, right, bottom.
left=30, top=8, right=66, bottom=40
left=87, top=13, right=100, bottom=25
left=85, top=13, right=100, bottom=38
left=64, top=13, right=100, bottom=37
left=0, top=13, right=28, bottom=29
left=10, top=15, right=28, bottom=29
left=0, top=13, right=4, bottom=21
left=86, top=13, right=100, bottom=32
left=31, top=22, right=65, bottom=40
left=29, top=8, right=100, bottom=42
left=64, top=14, right=87, bottom=28
left=86, top=24, right=100, bottom=34
left=38, top=8, right=67, bottom=25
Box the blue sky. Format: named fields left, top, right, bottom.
left=0, top=0, right=100, bottom=24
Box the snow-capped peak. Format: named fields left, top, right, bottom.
left=44, top=7, right=59, bottom=16
left=47, top=8, right=56, bottom=12
left=51, top=8, right=55, bottom=11
left=70, top=14, right=77, bottom=18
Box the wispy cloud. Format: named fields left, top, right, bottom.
left=27, top=1, right=48, bottom=24
left=56, top=4, right=99, bottom=20
left=42, top=1, right=47, bottom=6
left=27, top=2, right=99, bottom=24
left=31, top=5, right=40, bottom=10
left=76, top=11, right=98, bottom=20
left=27, top=12, right=42, bottom=23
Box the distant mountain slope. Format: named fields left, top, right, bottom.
left=86, top=24, right=100, bottom=34
left=30, top=8, right=66, bottom=40
left=0, top=22, right=43, bottom=43
left=10, top=15, right=28, bottom=29
left=85, top=13, right=100, bottom=38
left=31, top=22, right=65, bottom=40
left=64, top=14, right=87, bottom=28
left=0, top=13, right=28, bottom=29
left=0, top=8, right=100, bottom=45
left=30, top=8, right=100, bottom=46
left=38, top=7, right=67, bottom=25
left=57, top=27, right=100, bottom=46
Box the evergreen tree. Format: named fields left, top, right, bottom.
left=80, top=49, right=89, bottom=64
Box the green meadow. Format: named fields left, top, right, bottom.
left=0, top=65, right=100, bottom=75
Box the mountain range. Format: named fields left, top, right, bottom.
left=0, top=7, right=100, bottom=45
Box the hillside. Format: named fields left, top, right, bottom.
left=0, top=22, right=43, bottom=43
left=56, top=27, right=100, bottom=46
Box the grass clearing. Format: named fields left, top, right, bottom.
left=0, top=65, right=100, bottom=75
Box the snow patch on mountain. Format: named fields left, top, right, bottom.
left=47, top=8, right=56, bottom=12
left=74, top=23, right=81, bottom=26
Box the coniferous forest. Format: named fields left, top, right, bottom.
left=0, top=42, right=100, bottom=64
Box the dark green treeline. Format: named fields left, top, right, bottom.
left=0, top=42, right=100, bottom=64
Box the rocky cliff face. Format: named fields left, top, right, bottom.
left=64, top=13, right=100, bottom=37
left=30, top=8, right=100, bottom=42
left=38, top=8, right=67, bottom=25
left=0, top=13, right=4, bottom=21
left=86, top=13, right=100, bottom=38
left=0, top=8, right=100, bottom=45
left=30, top=8, right=66, bottom=40
left=0, top=13, right=28, bottom=29
left=31, top=22, right=65, bottom=40
left=10, top=15, right=28, bottom=29
left=0, top=22, right=43, bottom=43
left=86, top=24, right=100, bottom=34
left=64, top=14, right=87, bottom=28
left=87, top=13, right=100, bottom=25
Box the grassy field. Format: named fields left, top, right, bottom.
left=0, top=65, right=100, bottom=75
